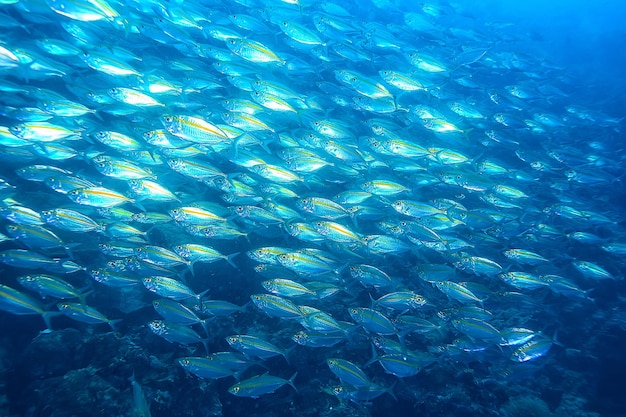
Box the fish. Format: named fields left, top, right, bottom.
left=148, top=320, right=207, bottom=352
left=228, top=372, right=297, bottom=398
left=326, top=382, right=396, bottom=403
left=17, top=274, right=90, bottom=304
left=510, top=335, right=556, bottom=362
left=152, top=299, right=206, bottom=328
left=572, top=260, right=614, bottom=280
left=226, top=38, right=285, bottom=65
left=371, top=291, right=428, bottom=312
left=129, top=374, right=151, bottom=417
left=452, top=317, right=503, bottom=344
left=57, top=301, right=120, bottom=331
left=161, top=115, right=229, bottom=145
left=226, top=334, right=290, bottom=362
left=0, top=283, right=57, bottom=328
left=250, top=293, right=303, bottom=319
left=348, top=307, right=397, bottom=335
left=261, top=278, right=316, bottom=298
left=178, top=357, right=240, bottom=380
left=142, top=276, right=206, bottom=303
left=67, top=187, right=134, bottom=208
left=326, top=358, right=371, bottom=387
left=372, top=352, right=434, bottom=378
left=433, top=281, right=485, bottom=304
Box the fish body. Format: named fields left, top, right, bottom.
left=250, top=294, right=302, bottom=319
left=152, top=299, right=205, bottom=326
left=57, top=301, right=119, bottom=330
left=178, top=357, right=239, bottom=380
left=511, top=335, right=554, bottom=362
left=67, top=187, right=133, bottom=208
left=148, top=320, right=206, bottom=350
left=17, top=274, right=89, bottom=303
left=161, top=115, right=229, bottom=145
left=226, top=334, right=288, bottom=361
left=262, top=279, right=316, bottom=298
left=142, top=276, right=202, bottom=301
left=327, top=358, right=370, bottom=387
left=348, top=307, right=396, bottom=335
left=228, top=372, right=297, bottom=398
left=226, top=38, right=284, bottom=64
left=0, top=283, right=55, bottom=328
left=572, top=261, right=614, bottom=280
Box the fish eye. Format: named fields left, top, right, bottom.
left=282, top=21, right=288, bottom=26
left=232, top=387, right=239, bottom=393
left=236, top=206, right=244, bottom=212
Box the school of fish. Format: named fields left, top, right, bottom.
left=0, top=0, right=624, bottom=415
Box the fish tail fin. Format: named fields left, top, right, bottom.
left=41, top=311, right=61, bottom=330
left=350, top=211, right=359, bottom=229
left=287, top=372, right=298, bottom=393
left=77, top=289, right=94, bottom=305
left=552, top=330, right=564, bottom=348
left=63, top=244, right=79, bottom=260
left=225, top=252, right=239, bottom=269
left=200, top=318, right=212, bottom=337
left=368, top=293, right=376, bottom=309
left=283, top=344, right=297, bottom=366
left=108, top=318, right=123, bottom=332
left=385, top=380, right=398, bottom=401
left=133, top=200, right=146, bottom=212
left=363, top=343, right=380, bottom=368
left=197, top=289, right=210, bottom=305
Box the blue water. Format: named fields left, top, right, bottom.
left=0, top=1, right=625, bottom=416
